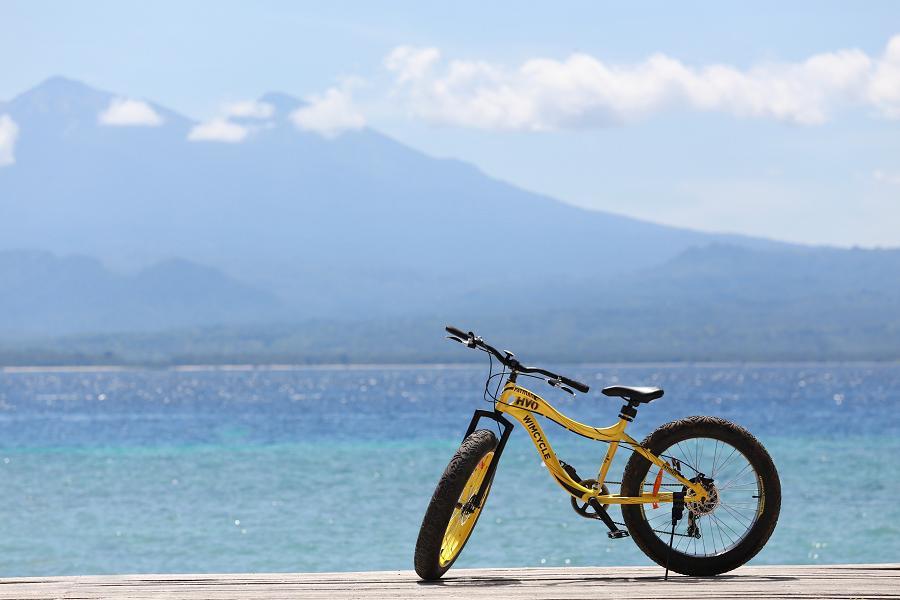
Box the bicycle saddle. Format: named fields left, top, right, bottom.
left=602, top=385, right=664, bottom=404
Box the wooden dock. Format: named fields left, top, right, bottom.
left=0, top=564, right=896, bottom=599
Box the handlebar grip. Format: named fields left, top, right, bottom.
left=445, top=325, right=469, bottom=340
left=561, top=376, right=590, bottom=394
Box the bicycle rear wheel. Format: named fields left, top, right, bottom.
left=621, top=416, right=780, bottom=576
left=414, top=429, right=498, bottom=580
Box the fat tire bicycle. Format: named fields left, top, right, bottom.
left=414, top=326, right=780, bottom=579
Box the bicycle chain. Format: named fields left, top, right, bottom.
left=601, top=481, right=698, bottom=538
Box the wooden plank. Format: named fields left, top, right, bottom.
left=0, top=564, right=896, bottom=600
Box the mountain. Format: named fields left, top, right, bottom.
left=0, top=250, right=279, bottom=336
left=5, top=243, right=897, bottom=365
left=1, top=77, right=898, bottom=364
left=0, top=77, right=782, bottom=319
left=497, top=243, right=900, bottom=361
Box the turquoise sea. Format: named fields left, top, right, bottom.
left=0, top=363, right=898, bottom=576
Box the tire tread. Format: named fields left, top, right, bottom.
left=621, top=416, right=780, bottom=576
left=414, top=429, right=498, bottom=580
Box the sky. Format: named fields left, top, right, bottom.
left=2, top=1, right=899, bottom=247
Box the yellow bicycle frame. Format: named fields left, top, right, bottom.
left=496, top=383, right=706, bottom=505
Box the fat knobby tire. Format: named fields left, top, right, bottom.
left=621, top=416, right=781, bottom=576
left=414, top=429, right=498, bottom=580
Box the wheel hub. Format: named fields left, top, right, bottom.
left=459, top=498, right=477, bottom=517
left=686, top=480, right=719, bottom=516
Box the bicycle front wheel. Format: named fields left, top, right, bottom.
left=414, top=429, right=497, bottom=580
left=621, top=416, right=780, bottom=576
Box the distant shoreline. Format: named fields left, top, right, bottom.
left=3, top=359, right=899, bottom=373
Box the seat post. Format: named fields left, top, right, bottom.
left=618, top=400, right=639, bottom=422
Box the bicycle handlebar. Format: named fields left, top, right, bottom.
left=445, top=325, right=590, bottom=394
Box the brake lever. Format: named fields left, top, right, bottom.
left=447, top=333, right=478, bottom=349
left=547, top=378, right=576, bottom=396
left=465, top=332, right=478, bottom=349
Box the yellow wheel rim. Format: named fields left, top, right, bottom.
left=439, top=451, right=494, bottom=567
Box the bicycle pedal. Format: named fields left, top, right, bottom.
left=607, top=530, right=630, bottom=539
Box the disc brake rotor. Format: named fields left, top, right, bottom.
left=686, top=478, right=719, bottom=516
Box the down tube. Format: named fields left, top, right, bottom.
left=503, top=406, right=596, bottom=500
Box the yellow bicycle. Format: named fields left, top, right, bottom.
left=414, top=326, right=780, bottom=579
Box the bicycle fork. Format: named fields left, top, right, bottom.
left=462, top=409, right=514, bottom=509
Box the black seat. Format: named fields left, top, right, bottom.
left=602, top=385, right=664, bottom=404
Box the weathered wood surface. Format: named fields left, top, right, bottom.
left=0, top=564, right=896, bottom=599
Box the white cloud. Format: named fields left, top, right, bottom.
left=98, top=98, right=164, bottom=126
left=873, top=169, right=900, bottom=185
left=0, top=114, right=19, bottom=167
left=186, top=99, right=274, bottom=143
left=868, top=36, right=900, bottom=118
left=385, top=35, right=900, bottom=130
left=187, top=118, right=249, bottom=143
left=290, top=86, right=365, bottom=138
left=385, top=46, right=441, bottom=83
left=223, top=100, right=275, bottom=119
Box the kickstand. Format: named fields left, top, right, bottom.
left=665, top=491, right=685, bottom=581
left=664, top=520, right=675, bottom=580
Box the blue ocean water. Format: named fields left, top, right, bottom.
left=0, top=363, right=898, bottom=576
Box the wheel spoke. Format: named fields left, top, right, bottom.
left=713, top=446, right=738, bottom=478
left=719, top=503, right=753, bottom=527
left=700, top=519, right=708, bottom=556
left=639, top=435, right=764, bottom=558
left=710, top=512, right=742, bottom=544
left=718, top=462, right=753, bottom=490
left=710, top=440, right=722, bottom=479
left=697, top=439, right=705, bottom=475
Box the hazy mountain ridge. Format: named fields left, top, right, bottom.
left=3, top=242, right=897, bottom=364
left=0, top=250, right=279, bottom=336
left=1, top=77, right=898, bottom=363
